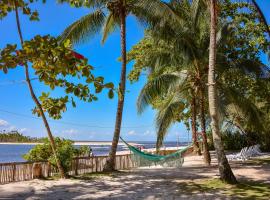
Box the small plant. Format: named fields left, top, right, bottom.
left=23, top=137, right=90, bottom=174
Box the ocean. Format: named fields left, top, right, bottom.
left=0, top=141, right=190, bottom=163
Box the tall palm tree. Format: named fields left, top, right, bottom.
left=129, top=0, right=264, bottom=166
left=191, top=93, right=201, bottom=155
left=60, top=0, right=179, bottom=171
left=207, top=0, right=237, bottom=183
left=133, top=0, right=213, bottom=163
left=13, top=1, right=66, bottom=178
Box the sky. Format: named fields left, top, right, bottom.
left=0, top=1, right=269, bottom=142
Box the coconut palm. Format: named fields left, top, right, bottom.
left=60, top=0, right=179, bottom=171
left=133, top=0, right=212, bottom=164
left=129, top=0, right=266, bottom=167
left=13, top=1, right=66, bottom=178
left=207, top=0, right=237, bottom=183
left=211, top=0, right=269, bottom=183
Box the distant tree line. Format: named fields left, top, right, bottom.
left=0, top=130, right=45, bottom=143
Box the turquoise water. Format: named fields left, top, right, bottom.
left=0, top=142, right=188, bottom=163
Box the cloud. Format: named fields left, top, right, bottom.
left=62, top=129, right=79, bottom=135
left=18, top=128, right=29, bottom=134
left=7, top=126, right=17, bottom=131
left=0, top=119, right=9, bottom=127
left=143, top=130, right=154, bottom=136
left=127, top=130, right=136, bottom=135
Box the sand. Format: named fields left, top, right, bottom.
left=1, top=153, right=269, bottom=200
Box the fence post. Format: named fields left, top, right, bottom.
left=47, top=162, right=51, bottom=177
left=75, top=158, right=79, bottom=176
left=12, top=164, right=16, bottom=181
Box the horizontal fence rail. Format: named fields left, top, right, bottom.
left=0, top=154, right=137, bottom=185
left=0, top=148, right=191, bottom=185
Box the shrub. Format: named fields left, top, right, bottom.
left=207, top=131, right=248, bottom=150
left=23, top=137, right=90, bottom=173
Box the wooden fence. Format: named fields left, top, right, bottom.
left=0, top=154, right=135, bottom=185
left=0, top=148, right=193, bottom=185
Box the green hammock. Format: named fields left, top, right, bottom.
left=120, top=137, right=192, bottom=168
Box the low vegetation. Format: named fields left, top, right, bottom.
left=179, top=178, right=270, bottom=199
left=23, top=137, right=91, bottom=174
left=0, top=131, right=45, bottom=143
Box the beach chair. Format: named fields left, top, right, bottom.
left=227, top=146, right=250, bottom=161
left=252, top=144, right=266, bottom=156
left=227, top=144, right=266, bottom=161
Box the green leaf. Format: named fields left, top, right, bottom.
left=71, top=97, right=76, bottom=107
left=108, top=89, right=114, bottom=99
left=104, top=82, right=114, bottom=88
left=74, top=88, right=80, bottom=96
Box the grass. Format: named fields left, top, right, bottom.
left=248, top=157, right=270, bottom=165
left=179, top=178, right=270, bottom=199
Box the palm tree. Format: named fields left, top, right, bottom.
left=60, top=0, right=179, bottom=171
left=133, top=0, right=213, bottom=163
left=191, top=93, right=202, bottom=156
left=207, top=0, right=237, bottom=183
left=129, top=0, right=265, bottom=166
left=13, top=1, right=66, bottom=178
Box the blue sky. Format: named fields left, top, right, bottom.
left=0, top=1, right=269, bottom=141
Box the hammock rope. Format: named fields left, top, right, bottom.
left=120, top=136, right=192, bottom=167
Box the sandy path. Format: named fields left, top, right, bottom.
left=1, top=154, right=269, bottom=200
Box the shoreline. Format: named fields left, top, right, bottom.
left=0, top=141, right=140, bottom=146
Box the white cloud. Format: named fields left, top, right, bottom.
left=143, top=130, right=154, bottom=136
left=62, top=129, right=79, bottom=135
left=18, top=128, right=29, bottom=134
left=127, top=130, right=136, bottom=135
left=0, top=119, right=9, bottom=127
left=7, top=126, right=17, bottom=131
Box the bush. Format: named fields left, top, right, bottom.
left=23, top=137, right=91, bottom=173
left=207, top=131, right=248, bottom=151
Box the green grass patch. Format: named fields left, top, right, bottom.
left=248, top=157, right=270, bottom=165
left=179, top=179, right=270, bottom=199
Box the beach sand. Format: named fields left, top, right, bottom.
left=1, top=153, right=269, bottom=200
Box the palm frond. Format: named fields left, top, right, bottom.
left=137, top=73, right=180, bottom=114
left=132, top=0, right=185, bottom=28
left=155, top=95, right=186, bottom=149
left=101, top=12, right=119, bottom=44
left=60, top=10, right=105, bottom=45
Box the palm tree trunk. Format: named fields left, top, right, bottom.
left=14, top=1, right=66, bottom=178
left=199, top=87, right=211, bottom=166
left=208, top=0, right=237, bottom=184
left=103, top=6, right=127, bottom=171
left=191, top=94, right=201, bottom=155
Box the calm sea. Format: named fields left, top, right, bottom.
left=0, top=141, right=189, bottom=163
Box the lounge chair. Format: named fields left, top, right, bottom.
left=227, top=144, right=265, bottom=161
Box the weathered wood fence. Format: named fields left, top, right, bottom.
left=0, top=148, right=194, bottom=185
left=0, top=154, right=135, bottom=185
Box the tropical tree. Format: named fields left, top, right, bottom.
left=250, top=0, right=270, bottom=37
left=127, top=0, right=268, bottom=168
left=127, top=0, right=214, bottom=165
left=0, top=0, right=113, bottom=177
left=207, top=0, right=237, bottom=183
left=60, top=0, right=179, bottom=171
left=192, top=0, right=269, bottom=184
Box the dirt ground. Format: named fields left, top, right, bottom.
left=1, top=153, right=269, bottom=200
